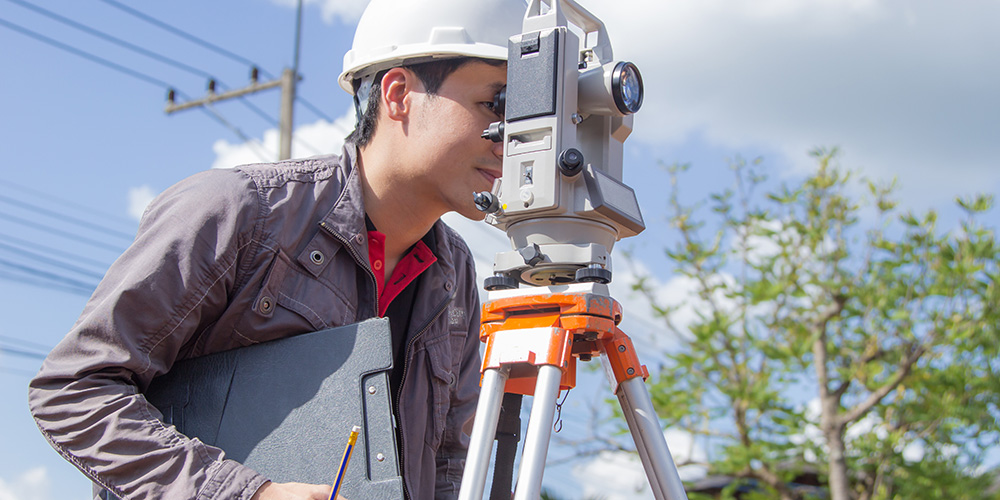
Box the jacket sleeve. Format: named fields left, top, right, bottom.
left=28, top=169, right=269, bottom=500
left=435, top=245, right=483, bottom=498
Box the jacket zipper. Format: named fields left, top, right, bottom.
left=319, top=221, right=379, bottom=312
left=395, top=289, right=454, bottom=498
left=322, top=220, right=456, bottom=498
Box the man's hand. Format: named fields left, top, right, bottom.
left=251, top=481, right=339, bottom=500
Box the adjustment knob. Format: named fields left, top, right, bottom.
left=482, top=121, right=504, bottom=143
left=575, top=267, right=612, bottom=284
left=484, top=275, right=518, bottom=291
left=518, top=243, right=544, bottom=267
left=559, top=148, right=584, bottom=176
left=473, top=191, right=500, bottom=214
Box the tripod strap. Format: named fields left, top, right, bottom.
left=489, top=392, right=523, bottom=500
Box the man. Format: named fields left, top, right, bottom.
left=27, top=0, right=526, bottom=498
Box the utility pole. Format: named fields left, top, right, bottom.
left=166, top=0, right=304, bottom=161
left=165, top=67, right=297, bottom=160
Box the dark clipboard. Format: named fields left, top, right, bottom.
left=137, top=318, right=405, bottom=500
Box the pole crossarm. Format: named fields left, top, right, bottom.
left=164, top=78, right=282, bottom=114
left=164, top=69, right=298, bottom=160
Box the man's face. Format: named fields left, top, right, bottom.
left=405, top=61, right=506, bottom=220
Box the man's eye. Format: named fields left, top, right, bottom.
left=483, top=101, right=502, bottom=118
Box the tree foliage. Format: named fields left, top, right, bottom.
left=629, top=150, right=1000, bottom=500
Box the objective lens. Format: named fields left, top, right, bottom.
left=612, top=62, right=643, bottom=114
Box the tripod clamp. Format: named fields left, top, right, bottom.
left=480, top=285, right=648, bottom=396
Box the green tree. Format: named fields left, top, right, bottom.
left=628, top=150, right=1000, bottom=500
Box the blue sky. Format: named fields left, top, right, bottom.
left=1, top=1, right=998, bottom=498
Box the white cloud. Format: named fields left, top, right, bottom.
left=127, top=185, right=157, bottom=221
left=574, top=451, right=655, bottom=500
left=0, top=467, right=51, bottom=500
left=615, top=257, right=739, bottom=346
left=572, top=429, right=708, bottom=500
left=269, top=0, right=370, bottom=24
left=266, top=0, right=1000, bottom=203
left=210, top=108, right=356, bottom=169
left=583, top=0, right=1000, bottom=204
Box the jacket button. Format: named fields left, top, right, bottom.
left=444, top=281, right=453, bottom=291
left=259, top=296, right=274, bottom=313
left=309, top=250, right=325, bottom=265
left=354, top=233, right=365, bottom=245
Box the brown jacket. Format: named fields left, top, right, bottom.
left=28, top=143, right=482, bottom=500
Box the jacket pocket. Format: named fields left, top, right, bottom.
left=422, top=334, right=455, bottom=450
left=447, top=301, right=473, bottom=373
left=233, top=250, right=356, bottom=345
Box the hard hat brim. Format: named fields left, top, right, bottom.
left=338, top=43, right=509, bottom=95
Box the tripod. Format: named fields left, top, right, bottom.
left=458, top=282, right=690, bottom=500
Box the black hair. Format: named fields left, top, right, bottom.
left=346, top=57, right=505, bottom=147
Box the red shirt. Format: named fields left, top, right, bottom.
left=366, top=229, right=437, bottom=316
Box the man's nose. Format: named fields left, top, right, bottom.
left=491, top=139, right=503, bottom=160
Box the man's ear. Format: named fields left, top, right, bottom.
left=381, top=67, right=417, bottom=122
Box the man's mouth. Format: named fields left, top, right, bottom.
left=478, top=168, right=502, bottom=187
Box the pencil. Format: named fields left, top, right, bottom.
left=329, top=425, right=361, bottom=500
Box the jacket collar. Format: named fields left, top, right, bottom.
left=319, top=141, right=369, bottom=256
left=319, top=141, right=458, bottom=298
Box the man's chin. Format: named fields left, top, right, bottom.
left=460, top=209, right=487, bottom=222
left=453, top=205, right=487, bottom=222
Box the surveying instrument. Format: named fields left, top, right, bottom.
left=459, top=1, right=689, bottom=499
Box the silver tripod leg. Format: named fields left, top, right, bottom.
left=617, top=377, right=689, bottom=500
left=513, top=364, right=563, bottom=500
left=459, top=366, right=511, bottom=500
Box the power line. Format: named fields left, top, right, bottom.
left=8, top=0, right=303, bottom=138
left=95, top=0, right=275, bottom=79
left=0, top=194, right=134, bottom=241
left=0, top=16, right=177, bottom=91
left=0, top=334, right=53, bottom=354
left=200, top=104, right=274, bottom=162
left=0, top=258, right=99, bottom=292
left=0, top=345, right=47, bottom=361
left=297, top=96, right=335, bottom=123
left=86, top=0, right=332, bottom=144
left=0, top=180, right=135, bottom=226
left=0, top=232, right=113, bottom=270
left=0, top=241, right=107, bottom=280
left=236, top=97, right=327, bottom=156
left=207, top=98, right=325, bottom=157
left=3, top=7, right=326, bottom=160
left=112, top=0, right=326, bottom=157
left=0, top=210, right=126, bottom=254
left=94, top=0, right=333, bottom=124
left=241, top=97, right=281, bottom=127
left=7, top=0, right=216, bottom=80
left=0, top=18, right=272, bottom=155
left=0, top=270, right=94, bottom=297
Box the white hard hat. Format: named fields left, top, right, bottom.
left=339, top=0, right=527, bottom=95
